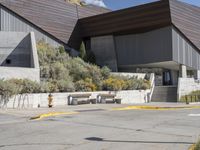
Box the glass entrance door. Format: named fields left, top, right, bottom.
left=163, top=70, right=172, bottom=86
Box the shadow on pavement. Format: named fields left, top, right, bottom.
left=85, top=137, right=194, bottom=145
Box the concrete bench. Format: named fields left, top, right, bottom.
left=97, top=94, right=121, bottom=104
left=68, top=94, right=92, bottom=105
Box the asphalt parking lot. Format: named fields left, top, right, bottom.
left=0, top=104, right=200, bottom=150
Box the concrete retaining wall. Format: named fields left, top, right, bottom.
left=111, top=72, right=146, bottom=79
left=0, top=32, right=40, bottom=82
left=4, top=90, right=150, bottom=108
left=177, top=77, right=200, bottom=100
left=0, top=67, right=40, bottom=82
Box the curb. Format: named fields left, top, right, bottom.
left=112, top=105, right=200, bottom=111
left=30, top=112, right=79, bottom=120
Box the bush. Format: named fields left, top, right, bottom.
left=56, top=79, right=75, bottom=92
left=67, top=58, right=89, bottom=81
left=0, top=79, right=17, bottom=99
left=194, top=140, right=200, bottom=150
left=102, top=77, right=126, bottom=91
left=180, top=90, right=200, bottom=103
left=37, top=41, right=151, bottom=92
left=101, top=66, right=111, bottom=79
left=75, top=78, right=97, bottom=92
left=0, top=79, right=41, bottom=101
left=8, top=79, right=41, bottom=94
left=79, top=41, right=86, bottom=60
left=103, top=76, right=151, bottom=91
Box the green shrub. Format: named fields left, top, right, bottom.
left=0, top=79, right=17, bottom=99
left=86, top=65, right=104, bottom=90
left=138, top=79, right=151, bottom=90
left=101, top=66, right=111, bottom=79
left=79, top=41, right=86, bottom=60
left=56, top=79, right=75, bottom=92
left=36, top=41, right=151, bottom=92
left=10, top=79, right=41, bottom=94
left=67, top=58, right=89, bottom=81
left=102, top=77, right=126, bottom=91
left=103, top=76, right=151, bottom=91
left=46, top=80, right=59, bottom=93
left=194, top=140, right=200, bottom=150
left=180, top=90, right=200, bottom=103
left=75, top=78, right=97, bottom=92
left=40, top=82, right=51, bottom=93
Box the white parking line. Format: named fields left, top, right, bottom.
left=188, top=114, right=200, bottom=117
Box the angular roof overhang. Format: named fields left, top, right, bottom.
left=0, top=0, right=110, bottom=47
left=79, top=0, right=200, bottom=51
left=0, top=0, right=200, bottom=52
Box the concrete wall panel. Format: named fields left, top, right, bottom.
left=0, top=32, right=40, bottom=82
left=115, top=27, right=173, bottom=67
left=0, top=32, right=31, bottom=67
left=91, top=35, right=118, bottom=71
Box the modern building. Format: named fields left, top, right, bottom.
left=0, top=0, right=109, bottom=81
left=0, top=0, right=200, bottom=101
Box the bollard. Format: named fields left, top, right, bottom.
left=48, top=93, right=53, bottom=108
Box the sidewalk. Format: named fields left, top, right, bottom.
left=0, top=103, right=200, bottom=119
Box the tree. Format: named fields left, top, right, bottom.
left=79, top=41, right=87, bottom=60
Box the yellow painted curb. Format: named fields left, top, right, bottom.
left=112, top=105, right=200, bottom=111
left=189, top=144, right=196, bottom=150
left=30, top=112, right=79, bottom=120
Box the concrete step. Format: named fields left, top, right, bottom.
left=151, top=86, right=177, bottom=102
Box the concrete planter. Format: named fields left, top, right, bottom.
left=4, top=90, right=151, bottom=109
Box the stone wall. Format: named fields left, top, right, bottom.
left=177, top=78, right=200, bottom=100
left=4, top=90, right=151, bottom=108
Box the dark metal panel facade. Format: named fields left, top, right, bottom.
left=172, top=27, right=200, bottom=70
left=91, top=35, right=118, bottom=71
left=115, top=26, right=173, bottom=67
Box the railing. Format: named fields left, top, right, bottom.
left=146, top=73, right=155, bottom=103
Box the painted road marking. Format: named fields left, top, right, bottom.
left=188, top=114, right=200, bottom=117
left=30, top=112, right=79, bottom=120
left=112, top=105, right=200, bottom=111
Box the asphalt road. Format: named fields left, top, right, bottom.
left=0, top=104, right=200, bottom=150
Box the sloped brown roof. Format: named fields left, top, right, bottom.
left=1, top=0, right=200, bottom=51
left=0, top=0, right=110, bottom=45
left=79, top=0, right=171, bottom=37
left=79, top=0, right=200, bottom=51
left=169, top=0, right=200, bottom=50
